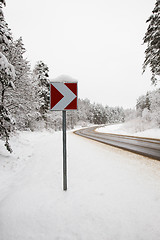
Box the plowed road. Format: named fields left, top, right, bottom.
left=74, top=126, right=160, bottom=161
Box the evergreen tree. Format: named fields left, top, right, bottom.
left=148, top=88, right=160, bottom=126
left=135, top=89, right=160, bottom=127
left=104, top=105, right=111, bottom=123
left=33, top=61, right=50, bottom=121
left=0, top=1, right=15, bottom=152
left=136, top=92, right=151, bottom=117
left=77, top=98, right=93, bottom=124
left=0, top=0, right=12, bottom=55
left=4, top=37, right=34, bottom=130
left=8, top=37, right=30, bottom=81
left=143, top=0, right=160, bottom=85
left=92, top=103, right=106, bottom=124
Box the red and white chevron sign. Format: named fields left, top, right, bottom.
left=50, top=82, right=78, bottom=110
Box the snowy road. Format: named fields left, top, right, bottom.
left=74, top=127, right=160, bottom=160
left=0, top=130, right=160, bottom=240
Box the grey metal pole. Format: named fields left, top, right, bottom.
left=62, top=110, right=67, bottom=191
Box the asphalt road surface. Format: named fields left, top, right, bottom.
left=74, top=126, right=160, bottom=161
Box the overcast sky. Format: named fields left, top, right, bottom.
left=4, top=0, right=158, bottom=108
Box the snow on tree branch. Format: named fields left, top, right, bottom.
left=0, top=0, right=6, bottom=7
left=0, top=52, right=15, bottom=86
left=143, top=0, right=160, bottom=85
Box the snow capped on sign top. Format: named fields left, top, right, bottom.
left=50, top=74, right=78, bottom=83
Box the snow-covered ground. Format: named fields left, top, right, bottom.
left=96, top=123, right=160, bottom=139
left=0, top=129, right=160, bottom=240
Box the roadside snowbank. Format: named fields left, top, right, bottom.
left=96, top=123, right=160, bottom=139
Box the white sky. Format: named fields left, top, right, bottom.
left=4, top=0, right=158, bottom=108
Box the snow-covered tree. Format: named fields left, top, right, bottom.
left=66, top=111, right=78, bottom=129
left=0, top=0, right=12, bottom=54
left=45, top=111, right=62, bottom=131
left=124, top=108, right=136, bottom=122
left=7, top=37, right=30, bottom=80
left=0, top=1, right=15, bottom=152
left=92, top=103, right=108, bottom=124
left=149, top=88, right=160, bottom=126
left=108, top=107, right=125, bottom=124
left=4, top=37, right=34, bottom=130
left=77, top=98, right=93, bottom=124
left=76, top=99, right=125, bottom=126
left=143, top=0, right=160, bottom=85
left=33, top=61, right=50, bottom=121
left=135, top=89, right=160, bottom=128
left=136, top=92, right=151, bottom=116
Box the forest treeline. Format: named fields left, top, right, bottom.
left=0, top=0, right=159, bottom=152
left=0, top=1, right=126, bottom=152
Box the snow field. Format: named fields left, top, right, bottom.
left=96, top=123, right=160, bottom=139
left=0, top=130, right=160, bottom=240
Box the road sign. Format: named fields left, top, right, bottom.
left=50, top=80, right=78, bottom=191
left=50, top=82, right=77, bottom=110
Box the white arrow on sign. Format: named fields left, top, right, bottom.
left=51, top=82, right=77, bottom=110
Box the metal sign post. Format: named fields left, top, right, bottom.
left=62, top=110, right=67, bottom=191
